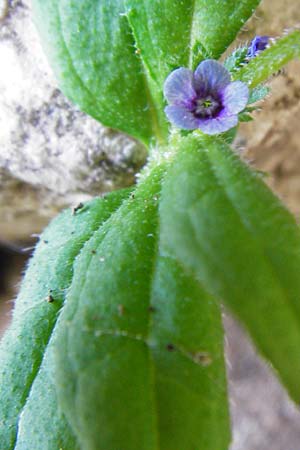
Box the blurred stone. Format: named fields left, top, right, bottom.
left=226, top=315, right=300, bottom=450
left=237, top=1, right=300, bottom=217
left=0, top=0, right=8, bottom=20
left=0, top=169, right=66, bottom=244
left=0, top=243, right=27, bottom=334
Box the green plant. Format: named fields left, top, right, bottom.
left=1, top=1, right=300, bottom=449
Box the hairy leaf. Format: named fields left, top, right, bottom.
left=235, top=30, right=300, bottom=87
left=0, top=190, right=130, bottom=450
left=224, top=46, right=248, bottom=73
left=31, top=0, right=168, bottom=146
left=31, top=0, right=261, bottom=145
left=248, top=85, right=270, bottom=104
left=160, top=134, right=300, bottom=402
left=124, top=0, right=261, bottom=83
left=238, top=112, right=254, bottom=122
left=14, top=342, right=79, bottom=450
left=188, top=0, right=261, bottom=64
left=54, top=165, right=230, bottom=450
left=124, top=0, right=199, bottom=85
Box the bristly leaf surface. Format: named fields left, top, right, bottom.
left=234, top=30, right=300, bottom=87
left=31, top=0, right=262, bottom=145
left=160, top=133, right=300, bottom=403
left=53, top=165, right=230, bottom=450
left=0, top=190, right=130, bottom=450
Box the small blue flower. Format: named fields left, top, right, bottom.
left=247, top=36, right=269, bottom=58
left=164, top=59, right=249, bottom=135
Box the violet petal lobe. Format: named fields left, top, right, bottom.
left=198, top=114, right=238, bottom=135
left=163, top=68, right=196, bottom=106
left=194, top=60, right=231, bottom=94
left=221, top=81, right=249, bottom=115
left=247, top=36, right=269, bottom=58
left=165, top=105, right=199, bottom=130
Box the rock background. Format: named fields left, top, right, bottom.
left=1, top=1, right=300, bottom=449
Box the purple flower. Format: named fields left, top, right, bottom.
left=247, top=36, right=269, bottom=58
left=164, top=60, right=249, bottom=135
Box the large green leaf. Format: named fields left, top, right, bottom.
left=31, top=0, right=260, bottom=145
left=31, top=0, right=168, bottom=146
left=160, top=133, right=300, bottom=402
left=234, top=30, right=300, bottom=87
left=0, top=162, right=229, bottom=449
left=189, top=0, right=261, bottom=62
left=14, top=341, right=79, bottom=450
left=125, top=0, right=261, bottom=84
left=0, top=190, right=130, bottom=450
left=124, top=0, right=198, bottom=88
left=54, top=165, right=230, bottom=450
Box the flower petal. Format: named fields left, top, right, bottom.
left=194, top=60, right=231, bottom=94
left=198, top=115, right=238, bottom=135
left=165, top=105, right=198, bottom=129
left=221, top=81, right=249, bottom=114
left=164, top=68, right=196, bottom=106
left=247, top=36, right=269, bottom=58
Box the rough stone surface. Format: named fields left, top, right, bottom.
left=239, top=63, right=300, bottom=217
left=0, top=0, right=8, bottom=20
left=226, top=315, right=300, bottom=450
left=0, top=243, right=27, bottom=335
left=237, top=1, right=300, bottom=217
left=1, top=1, right=300, bottom=449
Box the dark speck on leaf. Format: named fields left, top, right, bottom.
left=43, top=240, right=49, bottom=244
left=92, top=314, right=101, bottom=321
left=91, top=250, right=96, bottom=254
left=72, top=202, right=84, bottom=215
left=148, top=305, right=156, bottom=313
left=166, top=343, right=176, bottom=352
left=193, top=351, right=212, bottom=366
left=118, top=304, right=125, bottom=316
left=47, top=294, right=55, bottom=303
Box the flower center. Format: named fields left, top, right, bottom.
left=193, top=95, right=222, bottom=119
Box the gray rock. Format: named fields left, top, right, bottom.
left=0, top=0, right=8, bottom=20
left=226, top=315, right=300, bottom=450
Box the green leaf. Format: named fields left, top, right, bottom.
left=124, top=0, right=261, bottom=84
left=160, top=133, right=300, bottom=402
left=248, top=85, right=270, bottom=104
left=0, top=190, right=130, bottom=450
left=221, top=126, right=238, bottom=144
left=239, top=112, right=254, bottom=122
left=54, top=165, right=230, bottom=450
left=234, top=30, right=300, bottom=87
left=188, top=0, right=261, bottom=64
left=14, top=342, right=80, bottom=450
left=31, top=0, right=261, bottom=145
left=124, top=0, right=201, bottom=85
left=223, top=46, right=248, bottom=73
left=31, top=0, right=168, bottom=146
